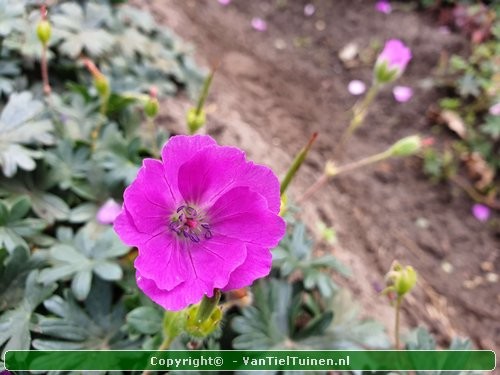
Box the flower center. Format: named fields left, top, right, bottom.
left=169, top=205, right=212, bottom=243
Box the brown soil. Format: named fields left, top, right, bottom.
left=142, top=0, right=499, bottom=355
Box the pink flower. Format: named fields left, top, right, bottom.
left=218, top=0, right=231, bottom=5
left=489, top=102, right=500, bottom=116
left=374, top=39, right=412, bottom=84
left=472, top=204, right=490, bottom=222
left=251, top=17, right=267, bottom=32
left=114, top=135, right=285, bottom=311
left=348, top=80, right=366, bottom=96
left=393, top=86, right=413, bottom=102
left=96, top=199, right=122, bottom=225
left=375, top=0, right=392, bottom=14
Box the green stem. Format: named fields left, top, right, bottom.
left=141, top=335, right=173, bottom=375
left=298, top=149, right=391, bottom=203
left=195, top=69, right=216, bottom=115
left=394, top=296, right=402, bottom=350
left=196, top=289, right=221, bottom=324
left=147, top=117, right=159, bottom=156
left=336, top=84, right=380, bottom=158
left=280, top=132, right=318, bottom=196
left=41, top=43, right=51, bottom=96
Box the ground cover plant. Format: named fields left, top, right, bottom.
left=0, top=0, right=497, bottom=374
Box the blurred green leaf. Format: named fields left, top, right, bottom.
left=0, top=270, right=56, bottom=353
left=0, top=92, right=53, bottom=177
left=38, top=226, right=129, bottom=300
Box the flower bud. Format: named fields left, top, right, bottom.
left=187, top=108, right=206, bottom=134
left=388, top=135, right=422, bottom=157
left=144, top=97, right=159, bottom=118
left=184, top=304, right=222, bottom=338
left=37, top=20, right=52, bottom=45
left=385, top=261, right=417, bottom=297
left=94, top=75, right=110, bottom=98
left=374, top=39, right=412, bottom=84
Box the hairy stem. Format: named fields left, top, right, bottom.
left=141, top=336, right=173, bottom=375
left=298, top=150, right=391, bottom=202
left=394, top=296, right=402, bottom=350
left=41, top=44, right=51, bottom=95
left=336, top=84, right=380, bottom=158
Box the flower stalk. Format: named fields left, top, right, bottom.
left=83, top=58, right=110, bottom=149
left=37, top=5, right=52, bottom=96
left=187, top=65, right=217, bottom=134
left=144, top=86, right=160, bottom=156
left=280, top=132, right=318, bottom=196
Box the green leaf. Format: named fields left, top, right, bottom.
left=481, top=115, right=500, bottom=140
left=300, top=289, right=390, bottom=349
left=0, top=0, right=24, bottom=37
left=0, top=92, right=53, bottom=177
left=52, top=3, right=115, bottom=58
left=232, top=279, right=292, bottom=349
left=32, top=279, right=132, bottom=350
left=0, top=171, right=71, bottom=224
left=38, top=226, right=129, bottom=300
left=126, top=306, right=163, bottom=335
left=0, top=198, right=46, bottom=252
left=0, top=270, right=56, bottom=353
left=0, top=246, right=45, bottom=311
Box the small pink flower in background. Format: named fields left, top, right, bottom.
left=375, top=0, right=392, bottom=14
left=348, top=80, right=366, bottom=96
left=251, top=17, right=267, bottom=32
left=393, top=85, right=413, bottom=102
left=374, top=39, right=412, bottom=84
left=96, top=199, right=122, bottom=225
left=218, top=0, right=231, bottom=5
left=472, top=204, right=490, bottom=222
left=114, top=135, right=285, bottom=311
left=489, top=102, right=500, bottom=116
left=304, top=4, right=316, bottom=17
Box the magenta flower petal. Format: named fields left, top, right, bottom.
left=375, top=0, right=392, bottom=14
left=222, top=244, right=272, bottom=291
left=378, top=39, right=412, bottom=71
left=209, top=187, right=285, bottom=247
left=393, top=85, right=413, bottom=102
left=472, top=204, right=490, bottom=222
left=374, top=39, right=412, bottom=84
left=114, top=135, right=286, bottom=311
left=251, top=17, right=267, bottom=32
left=218, top=0, right=231, bottom=5
left=96, top=199, right=122, bottom=225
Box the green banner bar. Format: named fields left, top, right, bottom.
left=4, top=350, right=495, bottom=372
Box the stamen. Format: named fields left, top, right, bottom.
left=170, top=205, right=212, bottom=243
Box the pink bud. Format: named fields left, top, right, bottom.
left=97, top=199, right=122, bottom=225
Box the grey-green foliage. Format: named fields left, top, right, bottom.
left=0, top=196, right=46, bottom=252
left=0, top=92, right=53, bottom=177
left=52, top=2, right=115, bottom=58
left=0, top=246, right=45, bottom=311
left=405, top=327, right=480, bottom=375
left=0, top=270, right=56, bottom=353
left=32, top=279, right=132, bottom=350
left=38, top=226, right=129, bottom=300
left=273, top=223, right=351, bottom=298
left=0, top=0, right=204, bottom=98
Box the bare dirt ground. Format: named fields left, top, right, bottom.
left=140, top=0, right=499, bottom=354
